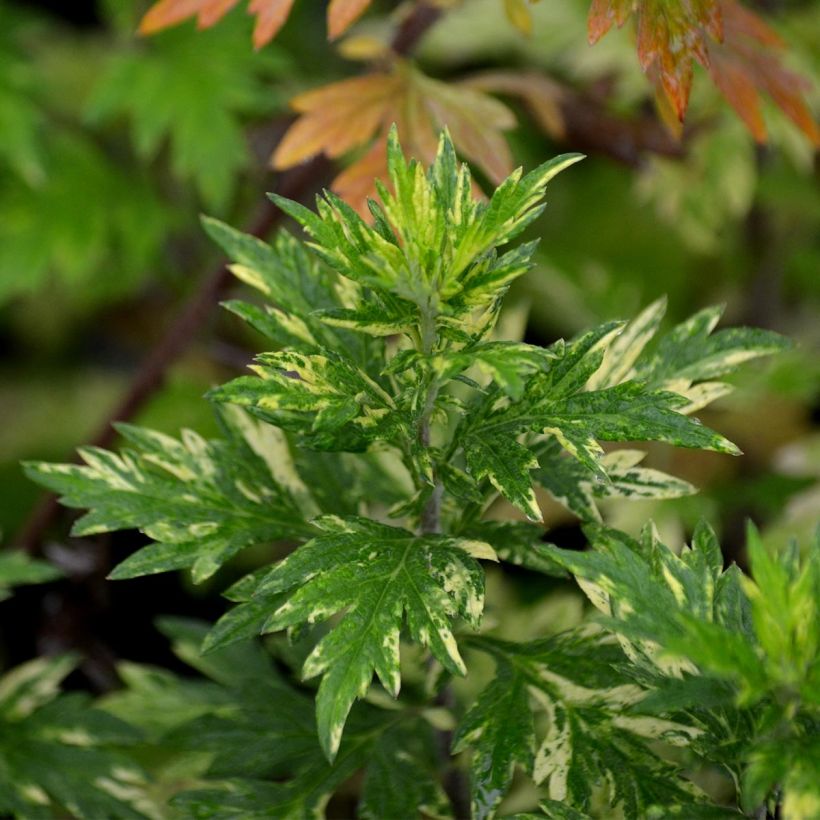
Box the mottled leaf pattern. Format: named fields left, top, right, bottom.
left=546, top=524, right=820, bottom=817
left=534, top=440, right=696, bottom=523
left=210, top=349, right=404, bottom=453
left=27, top=130, right=799, bottom=819
left=456, top=629, right=711, bottom=819
left=25, top=411, right=312, bottom=583
left=0, top=656, right=156, bottom=819
left=255, top=515, right=493, bottom=759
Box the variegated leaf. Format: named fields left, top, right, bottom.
left=589, top=297, right=790, bottom=412
left=534, top=440, right=696, bottom=523
left=272, top=127, right=582, bottom=316
left=209, top=348, right=404, bottom=453
left=0, top=656, right=155, bottom=819
left=254, top=515, right=495, bottom=760
left=24, top=412, right=312, bottom=583
left=456, top=629, right=711, bottom=818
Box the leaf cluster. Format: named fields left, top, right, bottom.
left=24, top=129, right=801, bottom=819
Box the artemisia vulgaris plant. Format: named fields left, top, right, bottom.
left=26, top=129, right=818, bottom=820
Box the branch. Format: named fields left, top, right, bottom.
left=15, top=155, right=332, bottom=554
left=391, top=1, right=443, bottom=55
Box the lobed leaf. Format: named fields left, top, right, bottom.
left=254, top=515, right=494, bottom=759
left=25, top=412, right=312, bottom=583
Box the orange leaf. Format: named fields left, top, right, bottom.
left=273, top=61, right=517, bottom=214
left=587, top=0, right=631, bottom=45
left=272, top=74, right=402, bottom=168
left=587, top=0, right=817, bottom=143
left=249, top=0, right=296, bottom=48
left=587, top=0, right=723, bottom=119
left=327, top=0, right=373, bottom=40
left=462, top=71, right=565, bottom=140
left=139, top=0, right=241, bottom=35
left=706, top=0, right=819, bottom=145
left=140, top=0, right=369, bottom=45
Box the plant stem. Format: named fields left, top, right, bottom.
left=418, top=301, right=442, bottom=534
left=415, top=303, right=472, bottom=818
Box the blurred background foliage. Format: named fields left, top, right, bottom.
left=0, top=0, right=817, bottom=691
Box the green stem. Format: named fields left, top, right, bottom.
left=417, top=301, right=442, bottom=534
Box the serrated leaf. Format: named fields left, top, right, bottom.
left=273, top=126, right=580, bottom=325
left=209, top=348, right=404, bottom=452
left=89, top=17, right=286, bottom=206
left=25, top=414, right=312, bottom=584
left=463, top=521, right=566, bottom=577
left=458, top=630, right=710, bottom=818
left=534, top=440, right=696, bottom=523
left=358, top=721, right=450, bottom=819
left=464, top=432, right=542, bottom=522
left=440, top=341, right=560, bottom=400
left=0, top=657, right=155, bottom=819
left=452, top=654, right=535, bottom=819
left=255, top=515, right=491, bottom=759
left=587, top=0, right=818, bottom=144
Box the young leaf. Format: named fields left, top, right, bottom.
left=254, top=515, right=494, bottom=759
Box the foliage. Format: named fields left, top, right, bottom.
left=88, top=14, right=289, bottom=208
left=588, top=0, right=818, bottom=144
left=139, top=0, right=374, bottom=46
left=23, top=132, right=804, bottom=818
left=0, top=655, right=157, bottom=819
left=0, top=548, right=61, bottom=601
left=539, top=523, right=820, bottom=819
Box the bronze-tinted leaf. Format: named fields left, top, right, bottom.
left=273, top=61, right=517, bottom=214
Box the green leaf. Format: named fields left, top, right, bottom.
left=24, top=412, right=312, bottom=583
left=209, top=349, right=404, bottom=453
left=452, top=652, right=535, bottom=819
left=590, top=298, right=791, bottom=412
left=458, top=630, right=710, bottom=818
left=0, top=656, right=155, bottom=819
left=440, top=341, right=561, bottom=400
left=463, top=521, right=566, bottom=577
left=87, top=17, right=288, bottom=207
left=0, top=550, right=61, bottom=601
left=464, top=431, right=542, bottom=522
left=0, top=131, right=169, bottom=304
left=256, top=515, right=494, bottom=760
left=534, top=440, right=696, bottom=523
left=359, top=721, right=450, bottom=819
left=270, top=127, right=581, bottom=316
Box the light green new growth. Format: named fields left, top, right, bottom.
left=26, top=127, right=800, bottom=818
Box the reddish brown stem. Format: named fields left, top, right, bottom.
left=391, top=1, right=443, bottom=55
